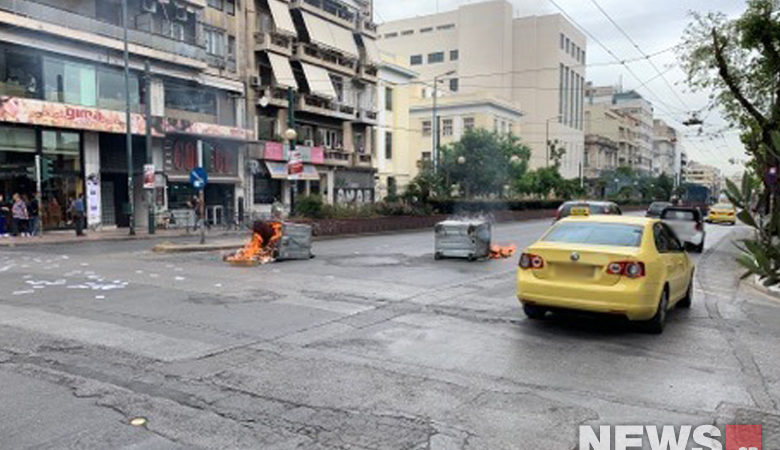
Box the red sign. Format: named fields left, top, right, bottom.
left=311, top=146, right=325, bottom=165
left=264, top=141, right=285, bottom=161
left=725, top=425, right=761, bottom=450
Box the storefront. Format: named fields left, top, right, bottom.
left=0, top=124, right=84, bottom=230
left=163, top=134, right=242, bottom=226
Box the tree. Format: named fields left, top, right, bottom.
left=680, top=0, right=780, bottom=211
left=515, top=167, right=568, bottom=199
left=680, top=0, right=780, bottom=285
left=439, top=129, right=530, bottom=198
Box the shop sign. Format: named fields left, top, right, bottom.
left=143, top=164, right=155, bottom=189
left=0, top=96, right=253, bottom=140
left=163, top=136, right=238, bottom=177
left=288, top=150, right=303, bottom=177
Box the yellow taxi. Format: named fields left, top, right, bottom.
left=707, top=203, right=737, bottom=225
left=517, top=215, right=694, bottom=333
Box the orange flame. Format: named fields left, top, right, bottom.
left=489, top=244, right=517, bottom=260
left=226, top=222, right=283, bottom=266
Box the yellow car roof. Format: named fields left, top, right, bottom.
left=558, top=215, right=655, bottom=226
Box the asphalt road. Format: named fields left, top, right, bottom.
left=0, top=217, right=778, bottom=449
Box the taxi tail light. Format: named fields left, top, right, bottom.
left=606, top=261, right=646, bottom=278
left=519, top=253, right=545, bottom=270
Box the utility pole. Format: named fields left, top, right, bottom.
left=431, top=70, right=455, bottom=172
left=145, top=60, right=154, bottom=234
left=287, top=87, right=297, bottom=215
left=197, top=140, right=205, bottom=245
left=122, top=0, right=135, bottom=235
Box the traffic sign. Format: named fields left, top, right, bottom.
left=190, top=167, right=208, bottom=191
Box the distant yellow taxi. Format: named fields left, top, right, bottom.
left=707, top=203, right=737, bottom=225
left=517, top=215, right=695, bottom=333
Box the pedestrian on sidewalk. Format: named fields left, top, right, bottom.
left=26, top=192, right=40, bottom=236
left=0, top=194, right=8, bottom=237
left=69, top=195, right=85, bottom=236
left=11, top=193, right=29, bottom=237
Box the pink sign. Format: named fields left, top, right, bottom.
left=311, top=146, right=325, bottom=165
left=264, top=141, right=285, bottom=161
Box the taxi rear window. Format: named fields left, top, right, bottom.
left=543, top=222, right=644, bottom=247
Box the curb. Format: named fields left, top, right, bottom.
left=746, top=276, right=780, bottom=303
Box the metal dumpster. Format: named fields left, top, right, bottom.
left=276, top=222, right=313, bottom=260
left=434, top=219, right=491, bottom=261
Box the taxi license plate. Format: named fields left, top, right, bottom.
left=570, top=207, right=590, bottom=216
left=556, top=264, right=594, bottom=278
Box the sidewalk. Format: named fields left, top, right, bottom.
left=0, top=227, right=245, bottom=247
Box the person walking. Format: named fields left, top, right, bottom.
left=0, top=194, right=8, bottom=237
left=11, top=193, right=29, bottom=236
left=69, top=195, right=85, bottom=236
left=27, top=192, right=40, bottom=236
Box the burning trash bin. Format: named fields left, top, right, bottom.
left=434, top=219, right=492, bottom=261
left=225, top=221, right=313, bottom=266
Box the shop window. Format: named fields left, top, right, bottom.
left=40, top=130, right=82, bottom=230
left=97, top=66, right=140, bottom=112
left=43, top=57, right=96, bottom=107
left=253, top=166, right=282, bottom=204
left=0, top=48, right=41, bottom=99
left=164, top=80, right=218, bottom=117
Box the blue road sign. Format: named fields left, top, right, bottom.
left=190, top=167, right=208, bottom=191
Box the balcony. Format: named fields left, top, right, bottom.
left=297, top=94, right=355, bottom=120
left=255, top=31, right=294, bottom=57
left=294, top=44, right=356, bottom=77
left=357, top=65, right=378, bottom=83
left=352, top=152, right=373, bottom=168
left=324, top=149, right=351, bottom=167
left=358, top=19, right=378, bottom=38
left=355, top=108, right=377, bottom=124
left=290, top=0, right=357, bottom=31
left=256, top=86, right=290, bottom=108
left=0, top=0, right=206, bottom=66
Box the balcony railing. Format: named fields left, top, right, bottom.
left=298, top=94, right=355, bottom=120
left=353, top=152, right=372, bottom=168
left=255, top=31, right=294, bottom=56
left=324, top=149, right=351, bottom=166
left=295, top=44, right=356, bottom=77
left=292, top=0, right=357, bottom=30
left=0, top=0, right=205, bottom=63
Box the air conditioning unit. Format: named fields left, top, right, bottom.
left=249, top=76, right=261, bottom=87
left=175, top=5, right=188, bottom=21
left=142, top=0, right=157, bottom=13
left=304, top=140, right=315, bottom=147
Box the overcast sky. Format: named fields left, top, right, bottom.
left=375, top=0, right=748, bottom=175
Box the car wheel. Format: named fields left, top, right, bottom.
left=643, top=288, right=668, bottom=334
left=678, top=274, right=693, bottom=309
left=523, top=304, right=547, bottom=320
left=693, top=241, right=704, bottom=253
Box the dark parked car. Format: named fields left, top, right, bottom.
left=646, top=201, right=673, bottom=218
left=554, top=201, right=622, bottom=221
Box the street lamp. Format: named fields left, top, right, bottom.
left=122, top=0, right=134, bottom=236
left=284, top=128, right=298, bottom=142
left=432, top=70, right=456, bottom=172
left=457, top=156, right=466, bottom=165
left=545, top=115, right=562, bottom=168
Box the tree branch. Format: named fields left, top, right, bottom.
left=712, top=28, right=769, bottom=128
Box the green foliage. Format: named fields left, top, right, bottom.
left=404, top=165, right=448, bottom=203
left=294, top=195, right=324, bottom=219
left=515, top=167, right=565, bottom=199
left=725, top=173, right=780, bottom=286
left=438, top=130, right=531, bottom=198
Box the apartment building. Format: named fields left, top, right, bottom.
left=377, top=0, right=586, bottom=179
left=247, top=0, right=379, bottom=210
left=0, top=0, right=249, bottom=230
left=587, top=85, right=654, bottom=175
left=376, top=54, right=417, bottom=198
left=584, top=102, right=637, bottom=173
left=685, top=161, right=722, bottom=194
left=652, top=118, right=677, bottom=177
